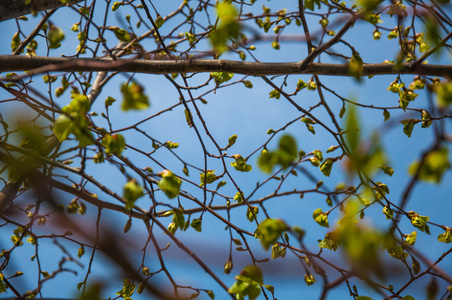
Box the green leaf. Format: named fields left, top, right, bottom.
left=228, top=278, right=260, bottom=300
left=183, top=164, right=189, bottom=176
left=386, top=241, right=408, bottom=260
left=297, top=79, right=308, bottom=91
left=356, top=297, right=374, bottom=300
left=408, top=147, right=450, bottom=183
left=123, top=179, right=144, bottom=210
left=231, top=154, right=252, bottom=172
left=305, top=123, right=315, bottom=134
left=116, top=279, right=135, bottom=299
left=53, top=114, right=74, bottom=142
left=234, top=192, right=243, bottom=204
left=366, top=14, right=382, bottom=25
left=345, top=104, right=360, bottom=154
left=243, top=80, right=253, bottom=88
left=278, top=135, right=298, bottom=161
left=301, top=117, right=314, bottom=124
left=11, top=32, right=20, bottom=52
left=269, top=89, right=281, bottom=99
left=121, top=82, right=150, bottom=111
left=0, top=273, right=7, bottom=293
left=105, top=96, right=116, bottom=106
left=437, top=227, right=452, bottom=243
left=240, top=265, right=264, bottom=285
left=271, top=243, right=281, bottom=259
left=102, top=134, right=126, bottom=155
left=349, top=53, right=363, bottom=80
left=167, top=222, right=176, bottom=234
left=380, top=166, right=394, bottom=176
left=123, top=218, right=132, bottom=233
left=136, top=282, right=144, bottom=294
left=47, top=26, right=65, bottom=49
left=53, top=94, right=94, bottom=146
left=199, top=170, right=219, bottom=186
left=256, top=218, right=289, bottom=250
left=326, top=145, right=339, bottom=153
left=405, top=231, right=417, bottom=246
left=66, top=94, right=90, bottom=114
left=246, top=206, right=259, bottom=222
left=304, top=273, right=316, bottom=286
left=216, top=181, right=226, bottom=189
left=313, top=208, right=329, bottom=228
left=172, top=209, right=185, bottom=231
left=408, top=211, right=430, bottom=234
left=313, top=149, right=323, bottom=161
left=426, top=278, right=438, bottom=300
left=190, top=218, right=202, bottom=232
left=112, top=2, right=121, bottom=11
left=224, top=259, right=233, bottom=274
left=319, top=235, right=338, bottom=251
left=383, top=109, right=390, bottom=121
left=211, top=72, right=234, bottom=85
left=209, top=2, right=241, bottom=53
left=111, top=26, right=131, bottom=42
left=184, top=109, right=193, bottom=127
left=227, top=134, right=238, bottom=147
left=158, top=170, right=182, bottom=199
left=319, top=158, right=334, bottom=177
left=155, top=15, right=165, bottom=28
left=164, top=141, right=179, bottom=149
left=410, top=78, right=425, bottom=90
left=383, top=205, right=394, bottom=220
left=228, top=265, right=263, bottom=300
left=402, top=296, right=415, bottom=300
left=206, top=290, right=215, bottom=299
left=77, top=246, right=85, bottom=258
left=421, top=110, right=432, bottom=128
left=436, top=81, right=452, bottom=108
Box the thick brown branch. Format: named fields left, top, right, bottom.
left=0, top=55, right=451, bottom=77
left=0, top=0, right=83, bottom=22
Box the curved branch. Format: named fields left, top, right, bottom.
left=0, top=55, right=451, bottom=78
left=0, top=0, right=83, bottom=22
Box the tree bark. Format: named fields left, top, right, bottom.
left=0, top=180, right=22, bottom=213
left=0, top=55, right=451, bottom=77
left=0, top=0, right=83, bottom=22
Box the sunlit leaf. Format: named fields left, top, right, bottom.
left=123, top=179, right=144, bottom=210
left=102, top=134, right=126, bottom=155
left=158, top=170, right=182, bottom=199
left=48, top=26, right=65, bottom=49
left=199, top=170, right=219, bottom=186
left=437, top=227, right=452, bottom=243
left=408, top=211, right=430, bottom=234
left=121, top=82, right=150, bottom=111
left=256, top=219, right=289, bottom=250
left=209, top=2, right=241, bottom=53
left=231, top=154, right=252, bottom=172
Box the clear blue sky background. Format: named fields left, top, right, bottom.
left=0, top=1, right=451, bottom=299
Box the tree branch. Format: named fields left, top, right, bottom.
left=0, top=55, right=451, bottom=78
left=0, top=0, right=83, bottom=22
